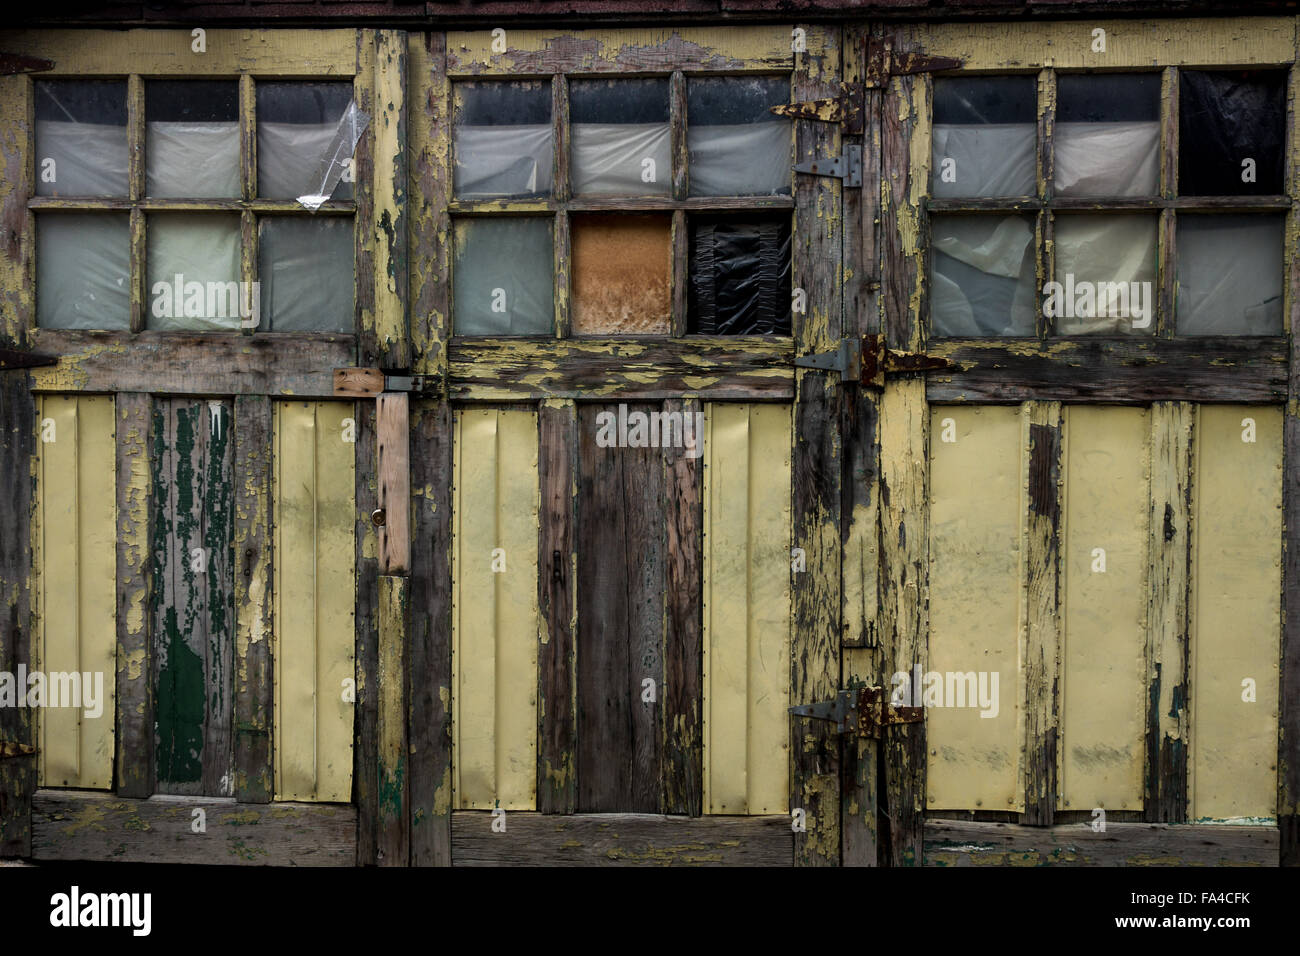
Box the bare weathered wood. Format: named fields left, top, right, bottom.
left=410, top=31, right=451, bottom=383
left=1281, top=61, right=1300, bottom=868
left=670, top=209, right=688, bottom=338
left=451, top=811, right=791, bottom=866
left=670, top=69, right=687, bottom=200
left=925, top=819, right=1278, bottom=867
left=554, top=211, right=572, bottom=339
left=377, top=574, right=409, bottom=866
left=115, top=393, right=153, bottom=799
left=376, top=392, right=410, bottom=574
left=353, top=400, right=379, bottom=865
left=538, top=401, right=577, bottom=814
left=372, top=30, right=410, bottom=370
left=32, top=790, right=355, bottom=866
left=335, top=368, right=386, bottom=397
left=128, top=75, right=145, bottom=333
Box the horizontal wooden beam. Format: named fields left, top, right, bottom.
left=451, top=812, right=791, bottom=866
left=32, top=790, right=356, bottom=866
left=925, top=819, right=1278, bottom=866
left=28, top=198, right=355, bottom=214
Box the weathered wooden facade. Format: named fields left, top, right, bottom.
left=1, top=2, right=1299, bottom=867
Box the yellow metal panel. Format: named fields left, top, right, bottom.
left=37, top=395, right=116, bottom=790
left=273, top=402, right=355, bottom=803
left=927, top=406, right=1021, bottom=812
left=702, top=403, right=791, bottom=815
left=452, top=408, right=539, bottom=810
left=1060, top=407, right=1148, bottom=812
left=1191, top=406, right=1281, bottom=822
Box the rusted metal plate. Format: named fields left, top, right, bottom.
left=0, top=53, right=52, bottom=75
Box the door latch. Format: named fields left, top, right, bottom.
left=795, top=334, right=956, bottom=388
left=789, top=686, right=922, bottom=739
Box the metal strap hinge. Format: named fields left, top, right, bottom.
left=864, top=37, right=963, bottom=88
left=0, top=54, right=53, bottom=76
left=0, top=348, right=57, bottom=371
left=793, top=144, right=862, bottom=188
left=769, top=85, right=864, bottom=134
left=790, top=687, right=922, bottom=739
left=795, top=334, right=956, bottom=387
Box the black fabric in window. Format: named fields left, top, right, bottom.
left=688, top=216, right=791, bottom=335
left=1179, top=70, right=1285, bottom=195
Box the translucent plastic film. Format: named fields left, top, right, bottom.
left=571, top=123, right=671, bottom=196
left=454, top=125, right=553, bottom=198
left=259, top=217, right=355, bottom=332
left=454, top=218, right=554, bottom=335
left=35, top=81, right=128, bottom=198
left=1054, top=122, right=1159, bottom=197
left=36, top=213, right=131, bottom=330
left=295, top=101, right=370, bottom=211
left=931, top=216, right=1036, bottom=336
left=1053, top=215, right=1158, bottom=335
left=1177, top=214, right=1283, bottom=335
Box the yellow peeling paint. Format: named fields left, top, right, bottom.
left=1060, top=407, right=1148, bottom=812
left=36, top=396, right=116, bottom=791
left=702, top=403, right=791, bottom=815
left=1191, top=406, right=1281, bottom=822
left=452, top=408, right=539, bottom=811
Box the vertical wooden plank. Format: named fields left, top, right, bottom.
left=663, top=397, right=702, bottom=816
left=356, top=29, right=378, bottom=359
left=576, top=403, right=665, bottom=813
left=410, top=31, right=450, bottom=382
left=239, top=73, right=257, bottom=336
left=670, top=209, right=688, bottom=339
left=354, top=399, right=379, bottom=864
left=374, top=29, right=410, bottom=370
left=1146, top=401, right=1193, bottom=823
left=128, top=75, right=145, bottom=334
left=377, top=573, right=409, bottom=865
left=538, top=400, right=577, bottom=814
left=410, top=399, right=452, bottom=864
left=377, top=393, right=410, bottom=574
left=553, top=75, right=571, bottom=339
left=0, top=73, right=33, bottom=349
left=670, top=70, right=688, bottom=201
left=234, top=395, right=273, bottom=803
left=554, top=212, right=572, bottom=340
left=115, top=393, right=153, bottom=798
left=1157, top=68, right=1178, bottom=337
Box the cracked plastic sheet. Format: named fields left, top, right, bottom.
left=1054, top=122, right=1159, bottom=197
left=146, top=214, right=242, bottom=331
left=295, top=101, right=370, bottom=211
left=454, top=124, right=553, bottom=198
left=35, top=81, right=128, bottom=197
left=454, top=218, right=554, bottom=335
left=572, top=123, right=671, bottom=196
left=37, top=213, right=130, bottom=329
left=931, top=216, right=1036, bottom=336
left=688, top=123, right=790, bottom=197
left=689, top=218, right=791, bottom=335
left=1177, top=214, right=1283, bottom=335
left=1053, top=215, right=1158, bottom=335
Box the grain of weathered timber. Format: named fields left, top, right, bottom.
left=410, top=400, right=452, bottom=866
left=335, top=368, right=387, bottom=397
left=451, top=196, right=795, bottom=215
left=0, top=72, right=32, bottom=348
left=353, top=400, right=379, bottom=865
left=1160, top=66, right=1178, bottom=199
left=880, top=51, right=928, bottom=351
left=926, top=339, right=1288, bottom=404
left=377, top=574, right=409, bottom=866
left=355, top=30, right=378, bottom=357
left=0, top=373, right=35, bottom=856
left=28, top=197, right=357, bottom=214
left=538, top=401, right=577, bottom=814
left=577, top=403, right=664, bottom=813
left=451, top=811, right=791, bottom=866
left=663, top=397, right=702, bottom=817
left=1021, top=402, right=1061, bottom=826
left=1146, top=402, right=1193, bottom=824
left=553, top=72, right=571, bottom=203
left=233, top=395, right=273, bottom=804
left=671, top=209, right=688, bottom=338
left=410, top=32, right=450, bottom=382
left=376, top=392, right=410, bottom=574
left=28, top=331, right=355, bottom=397
left=924, top=819, right=1278, bottom=867
left=373, top=30, right=410, bottom=370
left=127, top=74, right=145, bottom=333
left=1157, top=209, right=1176, bottom=338
left=670, top=70, right=687, bottom=201
left=32, top=790, right=356, bottom=866
left=554, top=211, right=572, bottom=339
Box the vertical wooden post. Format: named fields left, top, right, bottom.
left=354, top=400, right=380, bottom=864
left=373, top=29, right=410, bottom=371
left=115, top=393, right=153, bottom=798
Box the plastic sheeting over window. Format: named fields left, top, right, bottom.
left=36, top=213, right=130, bottom=330
left=932, top=76, right=1035, bottom=198
left=571, top=79, right=670, bottom=197
left=259, top=217, right=355, bottom=333
left=35, top=81, right=128, bottom=198
left=572, top=214, right=671, bottom=335
left=1054, top=74, right=1160, bottom=198
left=1053, top=214, right=1157, bottom=335
left=146, top=213, right=242, bottom=331
left=258, top=82, right=357, bottom=202
left=930, top=215, right=1036, bottom=337
left=454, top=218, right=554, bottom=335
left=687, top=76, right=791, bottom=197
left=688, top=215, right=791, bottom=335
left=1176, top=214, right=1283, bottom=335
left=146, top=81, right=239, bottom=199
left=454, top=82, right=552, bottom=199
left=1180, top=70, right=1285, bottom=196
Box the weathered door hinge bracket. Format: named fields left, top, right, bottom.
left=334, top=367, right=443, bottom=398
left=0, top=348, right=57, bottom=371
left=864, top=36, right=963, bottom=88
left=790, top=686, right=922, bottom=739
left=0, top=53, right=54, bottom=76
left=793, top=144, right=862, bottom=187
left=0, top=741, right=38, bottom=759
left=770, top=84, right=864, bottom=134
left=795, top=334, right=956, bottom=388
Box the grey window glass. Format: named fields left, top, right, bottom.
left=930, top=215, right=1036, bottom=336
left=454, top=218, right=554, bottom=335
left=258, top=217, right=355, bottom=333
left=1052, top=215, right=1157, bottom=335
left=570, top=79, right=670, bottom=197
left=932, top=77, right=1035, bottom=198
left=454, top=82, right=553, bottom=199
left=687, top=76, right=791, bottom=197
left=146, top=81, right=239, bottom=198
left=146, top=213, right=242, bottom=331
left=35, top=81, right=128, bottom=198
left=1054, top=74, right=1160, bottom=197
left=258, top=82, right=356, bottom=201
left=1177, top=214, right=1283, bottom=335
left=36, top=213, right=130, bottom=330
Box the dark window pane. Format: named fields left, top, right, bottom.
left=571, top=79, right=670, bottom=197
left=259, top=217, right=355, bottom=333
left=688, top=215, right=791, bottom=335
left=147, top=81, right=239, bottom=198
left=932, top=76, right=1035, bottom=198
left=1052, top=214, right=1157, bottom=335
left=1179, top=70, right=1285, bottom=196
left=37, top=213, right=130, bottom=330
left=687, top=76, right=790, bottom=197
left=1055, top=74, right=1159, bottom=197
left=257, top=82, right=356, bottom=201
left=1177, top=214, right=1283, bottom=335
left=931, top=215, right=1035, bottom=337
left=146, top=213, right=242, bottom=331
left=454, top=218, right=554, bottom=335
left=35, top=81, right=128, bottom=197
left=572, top=214, right=671, bottom=335
left=453, top=81, right=553, bottom=199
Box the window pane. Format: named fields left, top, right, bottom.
left=146, top=81, right=239, bottom=198
left=687, top=76, right=791, bottom=197
left=1179, top=70, right=1285, bottom=195
left=571, top=79, right=670, bottom=197
left=1054, top=74, right=1159, bottom=197
left=1177, top=214, right=1283, bottom=335
left=1052, top=214, right=1157, bottom=335
left=37, top=213, right=130, bottom=330
left=259, top=217, right=354, bottom=333
left=35, top=81, right=128, bottom=198
left=932, top=77, right=1035, bottom=198
left=931, top=215, right=1035, bottom=337
left=454, top=218, right=554, bottom=335
left=572, top=214, right=670, bottom=335
left=146, top=213, right=242, bottom=331
left=258, top=82, right=356, bottom=202
left=688, top=215, right=791, bottom=335
left=454, top=82, right=552, bottom=199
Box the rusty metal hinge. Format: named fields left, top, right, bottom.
left=794, top=334, right=955, bottom=388
left=865, top=36, right=963, bottom=88
left=0, top=53, right=53, bottom=76
left=790, top=686, right=922, bottom=739
left=770, top=84, right=864, bottom=134
left=0, top=348, right=57, bottom=371
left=0, top=741, right=37, bottom=760
left=793, top=144, right=862, bottom=187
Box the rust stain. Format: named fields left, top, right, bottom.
left=572, top=214, right=672, bottom=335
